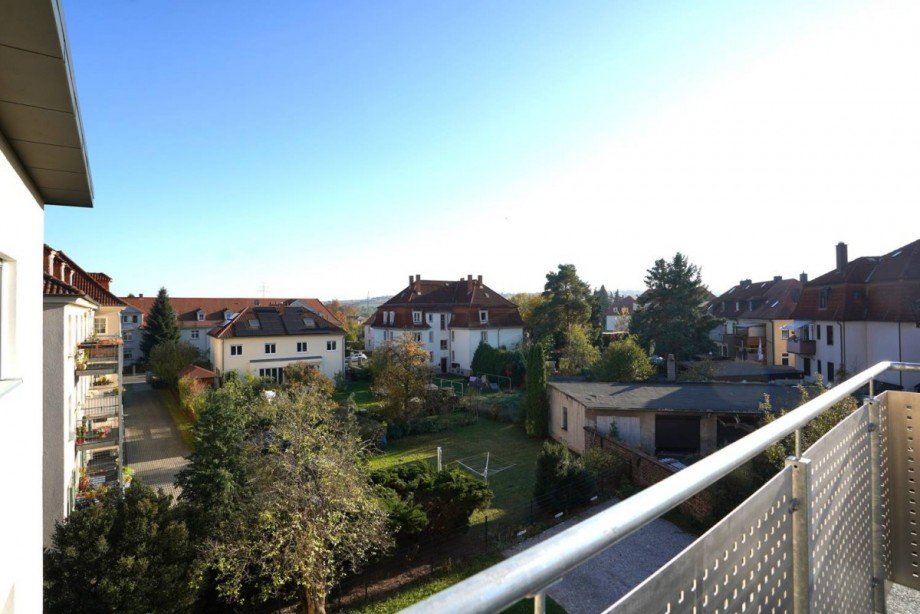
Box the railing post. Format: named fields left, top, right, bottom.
left=533, top=590, right=546, bottom=614
left=786, top=456, right=812, bottom=614
left=868, top=396, right=887, bottom=613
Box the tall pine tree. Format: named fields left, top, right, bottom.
left=140, top=287, right=180, bottom=360
left=524, top=343, right=549, bottom=438
left=629, top=253, right=721, bottom=359
left=530, top=264, right=594, bottom=350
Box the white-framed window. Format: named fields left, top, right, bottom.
left=265, top=343, right=276, bottom=354
left=191, top=330, right=199, bottom=339
left=94, top=317, right=107, bottom=334
left=389, top=311, right=395, bottom=325
left=427, top=313, right=432, bottom=323
left=440, top=340, right=448, bottom=350
left=413, top=311, right=422, bottom=324
left=326, top=340, right=337, bottom=351
left=230, top=345, right=243, bottom=356
left=413, top=333, right=422, bottom=343
left=479, top=309, right=488, bottom=324
left=258, top=367, right=284, bottom=384
left=197, top=311, right=205, bottom=321
left=481, top=331, right=488, bottom=343
left=124, top=331, right=133, bottom=341
left=122, top=315, right=129, bottom=323
left=296, top=341, right=308, bottom=353
left=781, top=329, right=789, bottom=340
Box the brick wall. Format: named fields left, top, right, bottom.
left=584, top=426, right=713, bottom=521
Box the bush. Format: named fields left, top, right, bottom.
left=384, top=411, right=477, bottom=440
left=177, top=375, right=207, bottom=422
left=591, top=336, right=655, bottom=382
left=471, top=343, right=526, bottom=387
left=372, top=462, right=492, bottom=544
left=283, top=363, right=335, bottom=397
left=582, top=447, right=629, bottom=496
left=149, top=341, right=200, bottom=389
left=533, top=441, right=593, bottom=512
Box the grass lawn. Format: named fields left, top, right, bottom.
left=158, top=388, right=195, bottom=449
left=369, top=418, right=544, bottom=524
left=333, top=380, right=383, bottom=410
left=347, top=551, right=565, bottom=614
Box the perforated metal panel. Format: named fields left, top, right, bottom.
left=887, top=391, right=920, bottom=589
left=608, top=467, right=793, bottom=613
left=801, top=404, right=873, bottom=613
left=879, top=393, right=893, bottom=580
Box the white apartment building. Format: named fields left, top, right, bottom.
left=210, top=304, right=345, bottom=382
left=43, top=247, right=125, bottom=546
left=365, top=275, right=525, bottom=374
left=1, top=1, right=95, bottom=608
left=789, top=241, right=920, bottom=390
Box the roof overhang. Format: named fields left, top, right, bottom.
left=0, top=0, right=93, bottom=207
left=781, top=320, right=813, bottom=331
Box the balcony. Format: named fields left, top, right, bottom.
left=76, top=449, right=121, bottom=507
left=76, top=342, right=120, bottom=376
left=81, top=393, right=120, bottom=420
left=787, top=337, right=816, bottom=354
left=405, top=361, right=920, bottom=613
left=76, top=419, right=119, bottom=451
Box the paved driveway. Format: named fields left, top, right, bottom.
left=506, top=500, right=696, bottom=613
left=123, top=380, right=190, bottom=500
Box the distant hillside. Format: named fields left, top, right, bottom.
left=328, top=295, right=392, bottom=319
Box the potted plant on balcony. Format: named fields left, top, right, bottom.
left=76, top=425, right=86, bottom=445
left=122, top=466, right=134, bottom=486
left=75, top=348, right=88, bottom=371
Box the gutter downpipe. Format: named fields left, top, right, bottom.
left=403, top=361, right=920, bottom=614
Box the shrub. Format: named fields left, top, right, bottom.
left=283, top=362, right=335, bottom=397
left=177, top=375, right=207, bottom=422
left=582, top=447, right=629, bottom=496
left=470, top=343, right=526, bottom=387
left=591, top=336, right=655, bottom=382
left=149, top=341, right=200, bottom=389
left=533, top=441, right=593, bottom=512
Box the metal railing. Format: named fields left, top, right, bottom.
left=403, top=361, right=920, bottom=613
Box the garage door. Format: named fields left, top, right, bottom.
left=655, top=416, right=700, bottom=455
left=597, top=415, right=640, bottom=448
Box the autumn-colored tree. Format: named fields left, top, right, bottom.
left=369, top=335, right=431, bottom=423
left=283, top=362, right=335, bottom=397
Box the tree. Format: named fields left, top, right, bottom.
left=629, top=253, right=720, bottom=359
left=523, top=343, right=549, bottom=437
left=533, top=441, right=593, bottom=512
left=508, top=292, right=544, bottom=334
left=44, top=483, right=195, bottom=613
left=141, top=287, right=180, bottom=360
left=470, top=343, right=526, bottom=387
left=592, top=336, right=655, bottom=382
left=369, top=335, right=431, bottom=424
left=283, top=362, right=335, bottom=397
left=591, top=285, right=612, bottom=331
left=558, top=324, right=601, bottom=375
left=326, top=299, right=363, bottom=346
left=149, top=340, right=199, bottom=389
left=530, top=264, right=594, bottom=349
left=178, top=375, right=208, bottom=421
left=200, top=389, right=391, bottom=614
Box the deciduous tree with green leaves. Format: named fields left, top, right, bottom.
left=591, top=336, right=655, bottom=382
left=530, top=264, right=594, bottom=350
left=558, top=324, right=601, bottom=375
left=629, top=253, right=720, bottom=359
left=149, top=340, right=200, bottom=389
left=140, top=286, right=180, bottom=360
left=524, top=343, right=549, bottom=437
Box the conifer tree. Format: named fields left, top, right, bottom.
left=524, top=343, right=549, bottom=437
left=141, top=287, right=180, bottom=360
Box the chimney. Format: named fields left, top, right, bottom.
left=415, top=274, right=421, bottom=282
left=467, top=275, right=473, bottom=281
left=836, top=242, right=848, bottom=273
left=477, top=275, right=482, bottom=284
left=139, top=293, right=144, bottom=298
left=409, top=275, right=414, bottom=286
left=773, top=275, right=782, bottom=282
left=667, top=354, right=677, bottom=381
left=799, top=272, right=808, bottom=284
left=740, top=279, right=752, bottom=288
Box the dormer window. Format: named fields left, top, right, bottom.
left=197, top=310, right=205, bottom=321
left=479, top=309, right=488, bottom=324
left=249, top=319, right=260, bottom=329
left=819, top=288, right=830, bottom=309
left=413, top=311, right=422, bottom=324
left=303, top=318, right=316, bottom=328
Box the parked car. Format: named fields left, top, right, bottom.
left=347, top=352, right=368, bottom=363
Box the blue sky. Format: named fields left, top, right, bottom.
left=48, top=0, right=919, bottom=299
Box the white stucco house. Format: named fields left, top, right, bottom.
left=788, top=241, right=920, bottom=391
left=1, top=1, right=95, bottom=608
left=209, top=304, right=345, bottom=383
left=364, top=275, right=525, bottom=374
left=43, top=246, right=126, bottom=546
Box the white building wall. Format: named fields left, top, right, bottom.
left=0, top=133, right=45, bottom=612
left=213, top=333, right=345, bottom=381
left=180, top=327, right=212, bottom=360
left=120, top=307, right=143, bottom=366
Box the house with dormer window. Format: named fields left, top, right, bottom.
left=364, top=275, right=524, bottom=373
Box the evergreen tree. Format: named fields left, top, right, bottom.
left=629, top=253, right=721, bottom=359
left=591, top=285, right=612, bottom=330
left=140, top=287, right=180, bottom=360
left=523, top=343, right=549, bottom=437
left=530, top=264, right=594, bottom=350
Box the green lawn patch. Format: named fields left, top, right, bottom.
left=158, top=388, right=195, bottom=449
left=369, top=419, right=544, bottom=524
left=347, top=551, right=565, bottom=614
left=333, top=380, right=383, bottom=410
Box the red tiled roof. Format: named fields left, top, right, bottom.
left=43, top=245, right=126, bottom=307
left=209, top=304, right=344, bottom=339
left=178, top=364, right=217, bottom=380
left=121, top=297, right=342, bottom=330
left=43, top=274, right=83, bottom=298
left=366, top=277, right=524, bottom=329
left=708, top=278, right=802, bottom=320
left=791, top=239, right=920, bottom=322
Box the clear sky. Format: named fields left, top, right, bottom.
left=47, top=0, right=920, bottom=300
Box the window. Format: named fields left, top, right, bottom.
left=124, top=331, right=133, bottom=342
left=249, top=319, right=260, bottom=329
left=191, top=330, right=199, bottom=339
left=826, top=325, right=834, bottom=346
left=827, top=361, right=835, bottom=383
left=440, top=340, right=448, bottom=350
left=122, top=315, right=129, bottom=323
left=429, top=351, right=434, bottom=361
left=133, top=315, right=139, bottom=324
left=428, top=331, right=434, bottom=343
left=427, top=313, right=432, bottom=323
left=803, top=357, right=811, bottom=376
left=440, top=314, right=446, bottom=330
left=816, top=325, right=821, bottom=340
left=197, top=311, right=205, bottom=321
left=94, top=317, right=107, bottom=334
left=562, top=407, right=568, bottom=431
left=781, top=354, right=789, bottom=366
left=230, top=345, right=242, bottom=356
left=819, top=288, right=830, bottom=309
left=326, top=340, right=337, bottom=351
left=480, top=331, right=487, bottom=343
left=817, top=360, right=822, bottom=376
left=479, top=309, right=488, bottom=324
left=781, top=329, right=789, bottom=340
left=413, top=333, right=422, bottom=343
left=296, top=341, right=308, bottom=353
left=264, top=343, right=276, bottom=354
left=258, top=367, right=284, bottom=384
left=124, top=351, right=133, bottom=360
left=303, top=318, right=316, bottom=328
left=389, top=311, right=395, bottom=325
